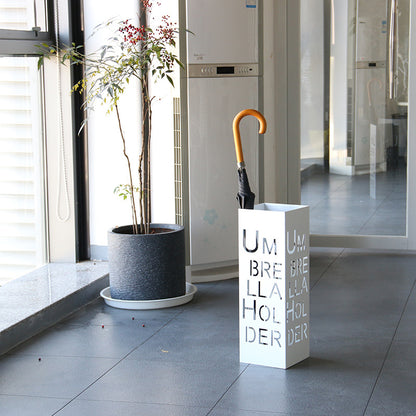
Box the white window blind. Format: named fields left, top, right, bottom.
left=0, top=56, right=46, bottom=286
left=0, top=0, right=47, bottom=31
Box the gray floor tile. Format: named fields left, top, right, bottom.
left=309, top=333, right=390, bottom=370
left=309, top=247, right=343, bottom=287
left=216, top=363, right=375, bottom=416
left=62, top=298, right=183, bottom=327
left=209, top=407, right=289, bottom=416
left=126, top=314, right=239, bottom=364
left=79, top=358, right=247, bottom=408
left=358, top=222, right=406, bottom=236
left=0, top=354, right=117, bottom=398
left=177, top=292, right=239, bottom=328
left=364, top=343, right=416, bottom=416
left=8, top=319, right=164, bottom=359
left=310, top=253, right=414, bottom=338
left=0, top=395, right=68, bottom=416
left=394, top=283, right=416, bottom=344
left=302, top=167, right=407, bottom=236
left=379, top=340, right=416, bottom=373
left=55, top=399, right=210, bottom=416
left=337, top=250, right=416, bottom=274
left=179, top=280, right=239, bottom=315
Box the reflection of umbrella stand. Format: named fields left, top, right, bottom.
left=233, top=109, right=310, bottom=369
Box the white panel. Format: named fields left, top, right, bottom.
left=188, top=77, right=258, bottom=265
left=186, top=0, right=258, bottom=64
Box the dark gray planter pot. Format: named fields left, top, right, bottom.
left=108, top=224, right=186, bottom=301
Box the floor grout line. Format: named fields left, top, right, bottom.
left=310, top=248, right=345, bottom=290
left=361, top=278, right=416, bottom=416
left=356, top=188, right=395, bottom=235
left=205, top=363, right=250, bottom=416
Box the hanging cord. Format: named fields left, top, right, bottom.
left=54, top=0, right=71, bottom=222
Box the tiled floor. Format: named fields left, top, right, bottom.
left=301, top=165, right=407, bottom=236
left=1, top=248, right=416, bottom=415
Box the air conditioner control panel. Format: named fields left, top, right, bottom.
left=188, top=63, right=259, bottom=78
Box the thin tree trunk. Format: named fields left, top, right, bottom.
left=115, top=103, right=139, bottom=234
left=140, top=79, right=151, bottom=234
left=139, top=0, right=151, bottom=234
left=146, top=98, right=152, bottom=234
left=138, top=134, right=145, bottom=234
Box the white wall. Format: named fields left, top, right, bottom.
left=148, top=1, right=179, bottom=225
left=84, top=0, right=179, bottom=256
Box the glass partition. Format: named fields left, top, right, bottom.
left=300, top=0, right=409, bottom=237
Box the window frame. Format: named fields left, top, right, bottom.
left=0, top=0, right=55, bottom=54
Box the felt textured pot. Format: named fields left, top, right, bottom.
left=108, top=224, right=186, bottom=301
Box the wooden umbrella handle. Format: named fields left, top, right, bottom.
left=233, top=109, right=267, bottom=166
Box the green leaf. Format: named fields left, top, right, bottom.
left=37, top=56, right=44, bottom=70
left=166, top=74, right=174, bottom=87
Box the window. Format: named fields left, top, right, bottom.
left=0, top=2, right=51, bottom=286
left=0, top=0, right=81, bottom=286
left=0, top=2, right=52, bottom=285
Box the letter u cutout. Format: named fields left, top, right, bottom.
left=243, top=229, right=259, bottom=253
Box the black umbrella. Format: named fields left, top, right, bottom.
left=237, top=167, right=255, bottom=209
left=233, top=109, right=267, bottom=209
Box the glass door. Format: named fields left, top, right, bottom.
left=297, top=0, right=416, bottom=249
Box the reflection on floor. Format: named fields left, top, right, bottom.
left=1, top=248, right=415, bottom=415
left=301, top=164, right=407, bottom=236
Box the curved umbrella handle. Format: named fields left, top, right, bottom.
left=233, top=109, right=267, bottom=167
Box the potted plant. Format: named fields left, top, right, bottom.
left=39, top=0, right=187, bottom=302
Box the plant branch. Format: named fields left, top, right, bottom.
left=115, top=103, right=139, bottom=234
